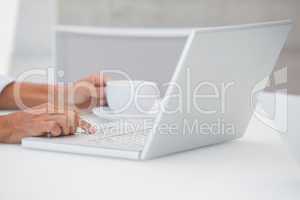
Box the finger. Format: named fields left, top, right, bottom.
left=90, top=86, right=106, bottom=99
left=69, top=126, right=76, bottom=135
left=65, top=109, right=80, bottom=135
left=103, top=75, right=111, bottom=85
left=71, top=111, right=80, bottom=134
left=45, top=114, right=73, bottom=136
left=83, top=73, right=110, bottom=87
left=47, top=109, right=79, bottom=136
left=96, top=98, right=107, bottom=107
left=36, top=121, right=62, bottom=137
left=48, top=121, right=63, bottom=137
left=79, top=119, right=96, bottom=134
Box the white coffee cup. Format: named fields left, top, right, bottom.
left=106, top=80, right=160, bottom=115
left=255, top=91, right=300, bottom=164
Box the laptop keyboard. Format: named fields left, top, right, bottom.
left=76, top=119, right=154, bottom=151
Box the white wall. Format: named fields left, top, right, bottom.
left=0, top=1, right=19, bottom=75
left=57, top=0, right=300, bottom=94
left=8, top=0, right=300, bottom=92
left=59, top=0, right=300, bottom=51
left=8, top=0, right=55, bottom=79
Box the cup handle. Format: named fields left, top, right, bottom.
left=254, top=91, right=287, bottom=133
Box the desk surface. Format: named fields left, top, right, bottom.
left=0, top=111, right=300, bottom=200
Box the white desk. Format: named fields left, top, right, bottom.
left=1, top=111, right=300, bottom=200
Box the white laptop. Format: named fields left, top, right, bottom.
left=22, top=20, right=292, bottom=160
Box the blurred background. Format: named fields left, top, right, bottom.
left=1, top=0, right=299, bottom=93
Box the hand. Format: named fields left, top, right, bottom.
left=71, top=73, right=109, bottom=111
left=0, top=103, right=95, bottom=144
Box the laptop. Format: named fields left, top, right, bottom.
left=22, top=20, right=292, bottom=160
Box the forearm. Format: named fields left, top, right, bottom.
left=0, top=74, right=104, bottom=111
left=0, top=115, right=12, bottom=143
left=0, top=82, right=67, bottom=110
